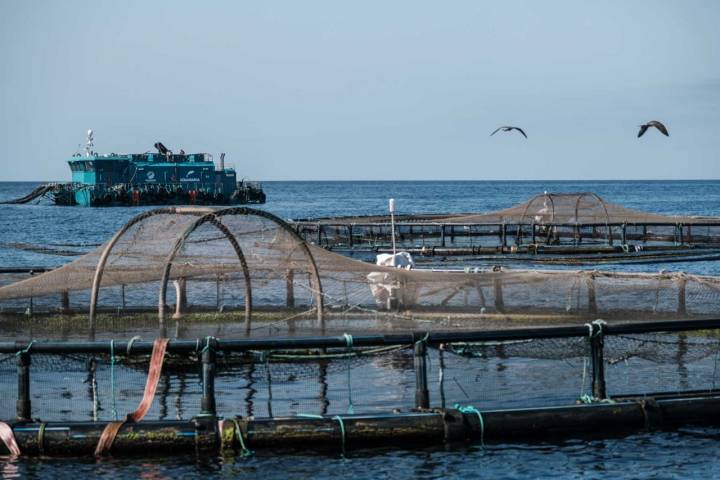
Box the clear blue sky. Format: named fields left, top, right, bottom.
left=1, top=1, right=718, bottom=181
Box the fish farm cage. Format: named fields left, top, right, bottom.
left=1, top=319, right=720, bottom=457
left=1, top=206, right=720, bottom=457
left=292, top=193, right=720, bottom=265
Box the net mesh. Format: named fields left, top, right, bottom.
left=309, top=192, right=720, bottom=226
left=1, top=329, right=718, bottom=422
left=1, top=206, right=719, bottom=328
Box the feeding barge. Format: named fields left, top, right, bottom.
left=4, top=130, right=266, bottom=207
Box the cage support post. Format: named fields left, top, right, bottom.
left=201, top=338, right=217, bottom=416
left=586, top=275, right=598, bottom=315
left=677, top=276, right=687, bottom=316
left=440, top=224, right=446, bottom=247
left=590, top=324, right=607, bottom=399
left=121, top=284, right=126, bottom=310
left=286, top=269, right=295, bottom=308
left=16, top=350, right=31, bottom=421
left=60, top=290, right=70, bottom=314
left=531, top=223, right=536, bottom=244
left=317, top=224, right=322, bottom=246
left=348, top=225, right=353, bottom=248
left=215, top=274, right=221, bottom=311
left=678, top=223, right=684, bottom=245
left=493, top=276, right=505, bottom=313
left=621, top=223, right=627, bottom=245
left=414, top=335, right=430, bottom=409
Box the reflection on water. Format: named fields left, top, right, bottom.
left=2, top=181, right=720, bottom=477
left=3, top=429, right=720, bottom=479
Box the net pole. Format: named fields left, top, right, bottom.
left=389, top=198, right=397, bottom=255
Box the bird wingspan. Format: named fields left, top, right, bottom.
left=653, top=122, right=669, bottom=136
left=490, top=127, right=503, bottom=136
left=513, top=127, right=528, bottom=138
left=637, top=125, right=649, bottom=138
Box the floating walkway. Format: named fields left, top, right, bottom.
left=292, top=192, right=720, bottom=264
left=1, top=318, right=719, bottom=457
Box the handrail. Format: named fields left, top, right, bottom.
left=3, top=317, right=719, bottom=354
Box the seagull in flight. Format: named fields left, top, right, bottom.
left=491, top=126, right=527, bottom=138
left=637, top=120, right=669, bottom=138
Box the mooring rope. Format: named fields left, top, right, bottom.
left=343, top=333, right=354, bottom=415
left=296, top=413, right=348, bottom=458
left=15, top=340, right=34, bottom=356
left=230, top=418, right=254, bottom=457
left=333, top=415, right=348, bottom=458
left=37, top=422, right=46, bottom=456
left=454, top=403, right=484, bottom=447
left=95, top=338, right=169, bottom=457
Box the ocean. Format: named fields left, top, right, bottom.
left=1, top=180, right=719, bottom=478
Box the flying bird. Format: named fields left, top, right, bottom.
left=637, top=121, right=669, bottom=138
left=490, top=126, right=527, bottom=138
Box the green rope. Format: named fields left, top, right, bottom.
left=415, top=332, right=430, bottom=346
left=333, top=415, right=348, bottom=458
left=110, top=339, right=118, bottom=421
left=296, top=414, right=348, bottom=459
left=455, top=403, right=484, bottom=447
left=201, top=336, right=216, bottom=353
left=231, top=418, right=254, bottom=458
left=343, top=333, right=354, bottom=415
left=15, top=340, right=34, bottom=356
left=578, top=394, right=616, bottom=405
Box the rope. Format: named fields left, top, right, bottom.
left=343, top=333, right=354, bottom=415
left=15, top=341, right=34, bottom=356
left=201, top=336, right=216, bottom=353
left=126, top=335, right=142, bottom=355
left=333, top=415, right=348, bottom=458
left=37, top=422, right=46, bottom=456
left=110, top=340, right=118, bottom=421
left=578, top=394, right=616, bottom=405
left=231, top=418, right=254, bottom=457
left=0, top=422, right=20, bottom=457
left=296, top=414, right=348, bottom=458
left=95, top=338, right=169, bottom=456
left=592, top=319, right=607, bottom=337
left=454, top=403, right=484, bottom=447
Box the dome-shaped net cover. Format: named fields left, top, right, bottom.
left=309, top=192, right=720, bottom=226
left=0, top=207, right=719, bottom=332
left=435, top=192, right=716, bottom=225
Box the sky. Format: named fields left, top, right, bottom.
left=0, top=1, right=719, bottom=181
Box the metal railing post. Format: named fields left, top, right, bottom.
left=414, top=334, right=429, bottom=409
left=17, top=350, right=31, bottom=420
left=200, top=338, right=217, bottom=416
left=590, top=323, right=607, bottom=399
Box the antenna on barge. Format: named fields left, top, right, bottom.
left=85, top=129, right=94, bottom=157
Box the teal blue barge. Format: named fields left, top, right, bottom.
left=49, top=133, right=265, bottom=207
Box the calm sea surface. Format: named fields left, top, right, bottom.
left=1, top=180, right=719, bottom=478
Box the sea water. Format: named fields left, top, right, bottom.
left=1, top=180, right=719, bottom=478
